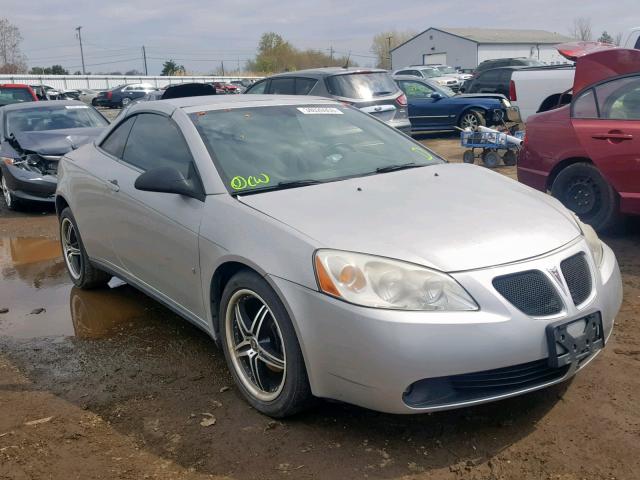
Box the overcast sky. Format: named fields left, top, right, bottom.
left=6, top=0, right=640, bottom=75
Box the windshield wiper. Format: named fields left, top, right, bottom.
left=375, top=162, right=424, bottom=173
left=235, top=179, right=323, bottom=195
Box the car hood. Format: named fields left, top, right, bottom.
left=454, top=93, right=506, bottom=102
left=238, top=163, right=581, bottom=272
left=12, top=127, right=105, bottom=156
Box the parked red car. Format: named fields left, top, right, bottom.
left=0, top=84, right=38, bottom=107
left=212, top=82, right=238, bottom=94
left=518, top=43, right=640, bottom=231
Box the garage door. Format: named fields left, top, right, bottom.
left=423, top=53, right=447, bottom=65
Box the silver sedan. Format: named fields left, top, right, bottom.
left=55, top=95, right=622, bottom=417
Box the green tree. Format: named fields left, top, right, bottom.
left=598, top=31, right=614, bottom=44
left=29, top=65, right=69, bottom=75
left=247, top=32, right=352, bottom=74
left=370, top=30, right=417, bottom=69
left=161, top=59, right=185, bottom=76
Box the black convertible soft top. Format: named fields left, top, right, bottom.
left=161, top=83, right=216, bottom=99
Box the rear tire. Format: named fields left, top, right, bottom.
left=463, top=150, right=475, bottom=164
left=482, top=150, right=500, bottom=168
left=550, top=162, right=619, bottom=232
left=502, top=150, right=517, bottom=166
left=219, top=270, right=312, bottom=417
left=59, top=208, right=111, bottom=289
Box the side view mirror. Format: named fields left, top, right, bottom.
left=134, top=166, right=203, bottom=200
left=430, top=92, right=443, bottom=100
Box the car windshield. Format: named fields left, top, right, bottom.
left=190, top=104, right=443, bottom=194
left=0, top=87, right=34, bottom=106
left=420, top=69, right=443, bottom=78
left=5, top=105, right=108, bottom=137
left=437, top=66, right=457, bottom=74
left=325, top=72, right=398, bottom=99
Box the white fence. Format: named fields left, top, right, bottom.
left=0, top=74, right=262, bottom=91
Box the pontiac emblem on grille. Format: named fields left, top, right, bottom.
left=548, top=266, right=567, bottom=294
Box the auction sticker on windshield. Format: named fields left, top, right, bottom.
left=297, top=107, right=343, bottom=115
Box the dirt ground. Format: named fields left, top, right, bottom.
left=1, top=135, right=639, bottom=480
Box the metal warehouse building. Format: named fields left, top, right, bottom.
left=391, top=27, right=574, bottom=70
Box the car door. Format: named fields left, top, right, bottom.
left=571, top=75, right=640, bottom=213
left=103, top=112, right=206, bottom=321
left=397, top=79, right=443, bottom=130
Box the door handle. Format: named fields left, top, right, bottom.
left=591, top=132, right=633, bottom=141
left=107, top=179, right=120, bottom=192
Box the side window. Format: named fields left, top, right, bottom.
left=122, top=114, right=194, bottom=177
left=100, top=116, right=136, bottom=158
left=399, top=80, right=435, bottom=98
left=269, top=78, right=295, bottom=94
left=245, top=80, right=267, bottom=94
left=295, top=78, right=317, bottom=95
left=572, top=89, right=598, bottom=118
left=595, top=75, right=640, bottom=120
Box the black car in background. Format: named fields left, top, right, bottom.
left=0, top=101, right=109, bottom=209
left=93, top=83, right=157, bottom=108
left=244, top=67, right=411, bottom=133
left=475, top=57, right=544, bottom=74
left=460, top=66, right=526, bottom=98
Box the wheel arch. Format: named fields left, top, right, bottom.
left=55, top=194, right=70, bottom=217
left=457, top=106, right=487, bottom=124
left=546, top=157, right=593, bottom=191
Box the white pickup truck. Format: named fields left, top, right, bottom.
left=511, top=28, right=640, bottom=122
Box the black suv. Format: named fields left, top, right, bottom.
left=244, top=68, right=411, bottom=133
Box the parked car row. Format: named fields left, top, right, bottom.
left=0, top=45, right=631, bottom=420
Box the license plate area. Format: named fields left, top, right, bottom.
left=546, top=312, right=604, bottom=368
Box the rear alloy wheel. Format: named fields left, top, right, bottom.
left=1, top=175, right=19, bottom=210
left=482, top=150, right=500, bottom=168
left=551, top=162, right=619, bottom=232
left=220, top=270, right=312, bottom=417
left=459, top=109, right=486, bottom=130
left=121, top=97, right=132, bottom=107
left=59, top=208, right=111, bottom=289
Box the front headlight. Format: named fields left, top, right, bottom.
left=573, top=215, right=603, bottom=267
left=582, top=222, right=603, bottom=267
left=314, top=250, right=478, bottom=311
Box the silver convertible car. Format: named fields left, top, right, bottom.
left=55, top=95, right=622, bottom=417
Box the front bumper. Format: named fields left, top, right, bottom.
left=1, top=163, right=56, bottom=203
left=271, top=239, right=622, bottom=414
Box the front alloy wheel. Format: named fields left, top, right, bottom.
left=61, top=217, right=83, bottom=280
left=459, top=110, right=486, bottom=130
left=225, top=289, right=286, bottom=401
left=1, top=175, right=17, bottom=210
left=220, top=270, right=312, bottom=417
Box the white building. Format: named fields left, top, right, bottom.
left=391, top=27, right=574, bottom=70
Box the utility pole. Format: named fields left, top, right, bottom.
left=142, top=46, right=148, bottom=75
left=75, top=26, right=86, bottom=75
left=386, top=35, right=393, bottom=70
left=329, top=45, right=334, bottom=62
left=221, top=60, right=225, bottom=76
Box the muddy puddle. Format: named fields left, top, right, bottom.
left=0, top=236, right=161, bottom=338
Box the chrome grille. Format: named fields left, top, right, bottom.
left=561, top=253, right=592, bottom=306
left=493, top=270, right=563, bottom=316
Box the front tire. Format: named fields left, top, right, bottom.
left=59, top=208, right=111, bottom=289
left=550, top=162, right=619, bottom=232
left=1, top=175, right=20, bottom=211
left=459, top=109, right=486, bottom=130
left=220, top=270, right=312, bottom=417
